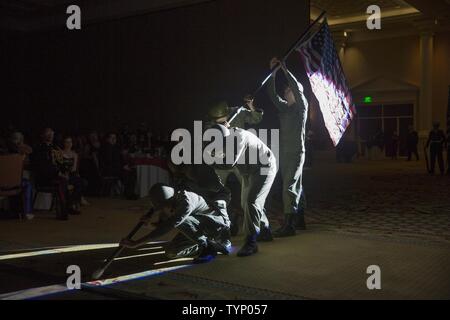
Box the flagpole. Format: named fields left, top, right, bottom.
left=252, top=10, right=327, bottom=96
left=282, top=10, right=326, bottom=64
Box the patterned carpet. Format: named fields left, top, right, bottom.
left=265, top=160, right=450, bottom=242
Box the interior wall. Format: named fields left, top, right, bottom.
left=1, top=0, right=310, bottom=136
left=342, top=35, right=420, bottom=91
left=341, top=31, right=450, bottom=130
left=432, top=31, right=450, bottom=126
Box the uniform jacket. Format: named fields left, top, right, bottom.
left=267, top=69, right=308, bottom=153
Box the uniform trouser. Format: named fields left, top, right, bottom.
left=216, top=168, right=238, bottom=204
left=165, top=214, right=228, bottom=259
left=430, top=146, right=444, bottom=174
left=239, top=165, right=276, bottom=237
left=280, top=151, right=305, bottom=215
left=68, top=175, right=83, bottom=204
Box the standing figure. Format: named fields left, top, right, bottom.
left=406, top=125, right=419, bottom=161
left=61, top=136, right=84, bottom=214
left=267, top=57, right=308, bottom=237
left=98, top=133, right=137, bottom=199
left=391, top=131, right=399, bottom=160
left=426, top=121, right=446, bottom=175
left=31, top=128, right=73, bottom=220
left=208, top=124, right=277, bottom=257
left=446, top=124, right=450, bottom=175
left=6, top=131, right=34, bottom=220
left=207, top=96, right=264, bottom=236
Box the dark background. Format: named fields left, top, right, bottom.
left=1, top=0, right=317, bottom=137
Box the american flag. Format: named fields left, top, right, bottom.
left=297, top=19, right=355, bottom=146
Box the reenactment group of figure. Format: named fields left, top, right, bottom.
left=120, top=58, right=309, bottom=262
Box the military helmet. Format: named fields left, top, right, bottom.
left=208, top=101, right=230, bottom=119
left=149, top=183, right=175, bottom=210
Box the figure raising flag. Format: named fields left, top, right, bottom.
left=296, top=18, right=355, bottom=146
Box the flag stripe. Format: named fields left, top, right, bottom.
left=297, top=19, right=355, bottom=146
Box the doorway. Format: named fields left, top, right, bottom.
left=356, top=103, right=414, bottom=157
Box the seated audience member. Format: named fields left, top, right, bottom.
left=31, top=128, right=74, bottom=220
left=99, top=133, right=122, bottom=177
left=126, top=133, right=142, bottom=154
left=7, top=132, right=33, bottom=159
left=120, top=124, right=132, bottom=148
left=99, top=133, right=137, bottom=200
left=5, top=131, right=34, bottom=220
left=61, top=136, right=84, bottom=214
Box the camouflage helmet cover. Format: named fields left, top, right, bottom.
left=208, top=101, right=230, bottom=119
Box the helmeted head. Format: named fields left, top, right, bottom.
left=149, top=183, right=175, bottom=212
left=208, top=101, right=230, bottom=124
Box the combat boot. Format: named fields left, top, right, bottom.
left=256, top=226, right=273, bottom=242
left=216, top=228, right=232, bottom=253
left=193, top=239, right=229, bottom=264
left=237, top=235, right=258, bottom=257
left=274, top=215, right=296, bottom=237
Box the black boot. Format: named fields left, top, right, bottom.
left=274, top=215, right=296, bottom=237
left=237, top=235, right=258, bottom=257
left=193, top=239, right=229, bottom=264
left=206, top=239, right=230, bottom=255
left=256, top=226, right=273, bottom=242
left=215, top=228, right=232, bottom=254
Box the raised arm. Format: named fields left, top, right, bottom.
left=266, top=71, right=289, bottom=112
left=281, top=63, right=307, bottom=111
left=243, top=96, right=263, bottom=125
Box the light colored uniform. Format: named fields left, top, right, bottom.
left=151, top=190, right=229, bottom=259
left=213, top=129, right=277, bottom=236
left=267, top=69, right=308, bottom=215
left=209, top=106, right=264, bottom=187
